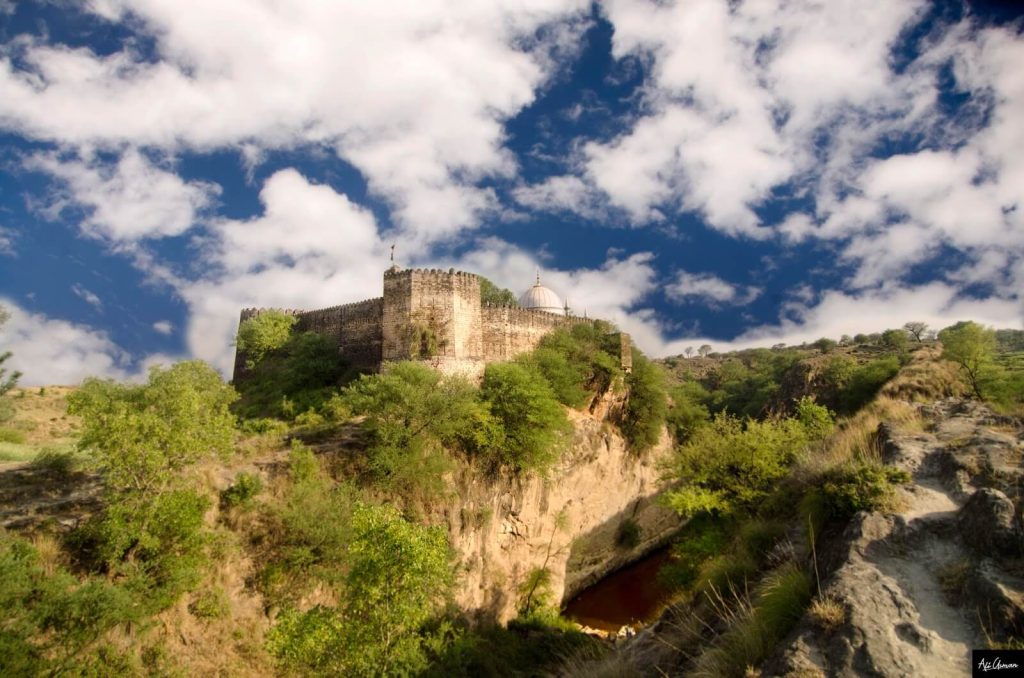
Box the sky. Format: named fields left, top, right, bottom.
left=0, top=0, right=1022, bottom=385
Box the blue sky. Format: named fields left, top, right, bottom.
left=0, top=0, right=1022, bottom=384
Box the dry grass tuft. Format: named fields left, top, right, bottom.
left=807, top=596, right=845, bottom=633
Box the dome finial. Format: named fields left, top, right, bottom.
left=535, top=268, right=540, bottom=286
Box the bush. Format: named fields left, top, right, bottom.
left=521, top=325, right=623, bottom=408
left=615, top=519, right=642, bottom=549
left=221, top=472, right=264, bottom=508
left=666, top=380, right=710, bottom=444
left=480, top=362, right=570, bottom=474
left=29, top=448, right=77, bottom=478
left=664, top=414, right=811, bottom=518
left=234, top=330, right=352, bottom=420
left=659, top=515, right=732, bottom=591
left=258, top=442, right=356, bottom=604
left=0, top=427, right=25, bottom=444
left=238, top=417, right=290, bottom=436
left=267, top=503, right=451, bottom=677
left=235, top=310, right=297, bottom=368
left=0, top=532, right=140, bottom=675
left=621, top=351, right=668, bottom=451
left=342, top=362, right=483, bottom=496
left=838, top=357, right=900, bottom=414
left=820, top=462, right=911, bottom=520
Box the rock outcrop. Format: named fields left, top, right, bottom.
left=765, top=399, right=1024, bottom=677
left=443, top=399, right=681, bottom=622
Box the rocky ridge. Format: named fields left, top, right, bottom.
left=766, top=399, right=1024, bottom=677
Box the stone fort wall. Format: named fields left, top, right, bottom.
left=232, top=267, right=629, bottom=381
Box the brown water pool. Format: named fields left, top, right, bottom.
left=562, top=547, right=673, bottom=632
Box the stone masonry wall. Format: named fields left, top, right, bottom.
left=294, top=298, right=383, bottom=371
left=480, top=304, right=588, bottom=362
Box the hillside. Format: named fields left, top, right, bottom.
left=0, top=323, right=1021, bottom=676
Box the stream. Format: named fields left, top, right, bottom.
left=562, top=546, right=674, bottom=632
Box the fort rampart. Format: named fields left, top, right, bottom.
left=233, top=267, right=630, bottom=381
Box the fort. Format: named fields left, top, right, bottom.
left=232, top=265, right=631, bottom=381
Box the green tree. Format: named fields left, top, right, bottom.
left=938, top=321, right=997, bottom=399
left=267, top=504, right=451, bottom=677
left=480, top=278, right=519, bottom=306
left=343, top=362, right=487, bottom=495
left=235, top=310, right=298, bottom=368
left=813, top=337, right=837, bottom=354
left=0, top=306, right=21, bottom=423
left=881, top=328, right=909, bottom=355
left=621, top=351, right=668, bottom=451
left=903, top=321, right=928, bottom=342
left=69, top=361, right=237, bottom=494
left=480, top=362, right=570, bottom=474
left=663, top=413, right=813, bottom=518
left=666, top=380, right=710, bottom=444
left=66, top=361, right=236, bottom=608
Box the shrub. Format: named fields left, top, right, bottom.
left=258, top=442, right=356, bottom=604
left=480, top=362, right=570, bottom=474
left=238, top=417, right=290, bottom=436
left=0, top=532, right=140, bottom=675
left=0, top=427, right=26, bottom=444
left=664, top=414, right=810, bottom=518
left=622, top=351, right=668, bottom=451
left=343, top=362, right=482, bottom=496
left=838, top=357, right=900, bottom=414
left=819, top=463, right=911, bottom=520
left=189, top=586, right=231, bottom=620
left=659, top=515, right=733, bottom=591
left=29, top=448, right=77, bottom=478
left=235, top=310, right=297, bottom=368
left=615, top=519, right=642, bottom=549
left=666, top=380, right=710, bottom=444
left=267, top=503, right=451, bottom=677
left=68, top=361, right=238, bottom=494
left=794, top=396, right=834, bottom=441
left=221, top=472, right=264, bottom=508
left=522, top=324, right=623, bottom=408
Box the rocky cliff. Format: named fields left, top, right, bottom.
left=765, top=399, right=1024, bottom=677
left=443, top=398, right=681, bottom=623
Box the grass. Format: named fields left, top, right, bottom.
left=807, top=596, right=845, bottom=633
left=692, top=564, right=812, bottom=677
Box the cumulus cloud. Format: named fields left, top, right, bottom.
left=27, top=150, right=218, bottom=242
left=152, top=320, right=172, bottom=335
left=0, top=299, right=131, bottom=385
left=0, top=0, right=590, bottom=240
left=666, top=271, right=761, bottom=307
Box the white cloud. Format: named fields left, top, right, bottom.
left=0, top=226, right=15, bottom=255
left=71, top=283, right=103, bottom=311
left=152, top=320, right=173, bottom=335
left=0, top=0, right=590, bottom=240
left=666, top=271, right=761, bottom=307
left=27, top=150, right=218, bottom=242
left=0, top=299, right=132, bottom=385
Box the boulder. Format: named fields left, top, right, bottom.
left=957, top=488, right=1021, bottom=557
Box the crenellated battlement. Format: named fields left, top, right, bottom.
left=232, top=267, right=626, bottom=382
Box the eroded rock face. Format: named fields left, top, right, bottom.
left=958, top=488, right=1020, bottom=557
left=444, top=400, right=681, bottom=623
left=765, top=399, right=1024, bottom=677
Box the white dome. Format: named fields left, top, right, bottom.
left=519, top=282, right=563, bottom=313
